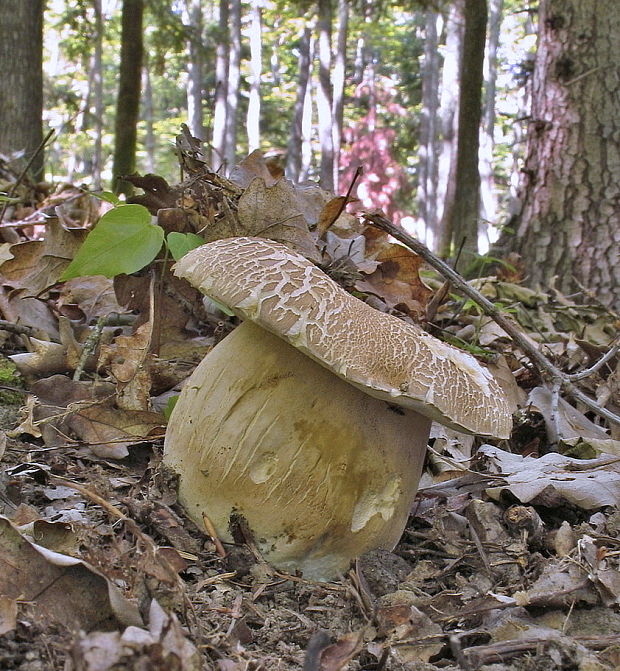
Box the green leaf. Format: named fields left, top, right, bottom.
left=60, top=204, right=164, bottom=280
left=0, top=194, right=20, bottom=203
left=91, top=190, right=121, bottom=206
left=166, top=232, right=205, bottom=261
left=163, top=395, right=179, bottom=421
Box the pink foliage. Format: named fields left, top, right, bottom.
left=339, top=76, right=410, bottom=224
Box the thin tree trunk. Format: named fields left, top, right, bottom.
left=418, top=10, right=442, bottom=246
left=300, top=38, right=315, bottom=182
left=143, top=57, right=155, bottom=173
left=0, top=0, right=44, bottom=180
left=439, top=0, right=486, bottom=260
left=92, top=0, right=104, bottom=188
left=331, top=0, right=348, bottom=192
left=286, top=25, right=313, bottom=183
left=478, top=0, right=503, bottom=246
left=212, top=0, right=229, bottom=168
left=510, top=0, right=620, bottom=310
left=185, top=0, right=205, bottom=139
left=246, top=0, right=262, bottom=153
left=112, top=0, right=144, bottom=196
left=223, top=0, right=241, bottom=170
left=436, top=0, right=464, bottom=231
left=316, top=0, right=334, bottom=191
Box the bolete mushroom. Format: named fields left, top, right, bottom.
left=164, top=236, right=512, bottom=579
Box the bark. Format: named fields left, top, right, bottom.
left=0, top=0, right=44, bottom=180
left=286, top=26, right=313, bottom=183
left=185, top=0, right=205, bottom=139
left=510, top=0, right=620, bottom=310
left=436, top=0, right=464, bottom=231
left=92, top=0, right=104, bottom=188
left=212, top=0, right=229, bottom=168
left=223, top=0, right=242, bottom=170
left=300, top=38, right=315, bottom=182
left=331, top=0, right=348, bottom=192
left=112, top=0, right=144, bottom=196
left=246, top=0, right=262, bottom=153
left=417, top=11, right=442, bottom=246
left=316, top=0, right=334, bottom=192
left=143, top=57, right=155, bottom=173
left=479, top=0, right=503, bottom=242
left=439, top=0, right=487, bottom=260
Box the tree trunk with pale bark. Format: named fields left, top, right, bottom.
left=316, top=0, right=334, bottom=192
left=223, top=0, right=241, bottom=170
left=509, top=0, right=620, bottom=310
left=246, top=0, right=262, bottom=153
left=185, top=0, right=205, bottom=140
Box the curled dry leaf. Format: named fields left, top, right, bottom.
left=0, top=515, right=142, bottom=631
left=480, top=445, right=620, bottom=510
left=355, top=242, right=432, bottom=319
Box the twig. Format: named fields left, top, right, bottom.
left=567, top=343, right=618, bottom=381
left=363, top=212, right=620, bottom=427
left=73, top=315, right=108, bottom=381
left=0, top=129, right=55, bottom=224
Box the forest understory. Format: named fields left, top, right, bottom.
left=0, top=145, right=619, bottom=671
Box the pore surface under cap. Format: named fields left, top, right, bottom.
left=174, top=236, right=512, bottom=437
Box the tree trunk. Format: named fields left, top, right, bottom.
left=316, top=0, right=334, bottom=192
left=510, top=0, right=620, bottom=310
left=439, top=0, right=487, bottom=261
left=331, top=0, right=348, bottom=192
left=286, top=26, right=313, bottom=183
left=0, top=0, right=44, bottom=180
left=300, top=38, right=315, bottom=182
left=143, top=56, right=155, bottom=173
left=436, top=1, right=464, bottom=234
left=479, top=0, right=503, bottom=246
left=212, top=0, right=229, bottom=169
left=92, top=0, right=104, bottom=188
left=417, top=10, right=442, bottom=246
left=185, top=0, right=205, bottom=140
left=246, top=0, right=262, bottom=153
left=112, top=0, right=144, bottom=196
left=223, top=0, right=241, bottom=170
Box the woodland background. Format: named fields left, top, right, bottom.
left=1, top=2, right=620, bottom=669
left=0, top=0, right=618, bottom=312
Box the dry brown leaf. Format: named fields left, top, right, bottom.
left=229, top=149, right=279, bottom=188
left=0, top=595, right=17, bottom=635
left=237, top=178, right=321, bottom=262
left=317, top=196, right=357, bottom=237
left=319, top=630, right=365, bottom=671
left=0, top=515, right=143, bottom=631
left=355, top=243, right=432, bottom=319
left=0, top=218, right=87, bottom=294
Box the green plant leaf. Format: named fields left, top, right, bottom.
left=91, top=190, right=121, bottom=206
left=163, top=395, right=179, bottom=421
left=166, top=232, right=205, bottom=261
left=60, top=204, right=164, bottom=280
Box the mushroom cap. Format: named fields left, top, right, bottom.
left=174, top=236, right=512, bottom=438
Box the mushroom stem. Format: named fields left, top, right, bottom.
left=164, top=321, right=430, bottom=580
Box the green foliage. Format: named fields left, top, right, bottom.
left=60, top=204, right=164, bottom=280
left=163, top=394, right=179, bottom=421
left=166, top=232, right=205, bottom=261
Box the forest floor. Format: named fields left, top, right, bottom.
left=0, top=149, right=619, bottom=670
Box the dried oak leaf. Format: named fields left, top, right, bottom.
left=355, top=243, right=432, bottom=320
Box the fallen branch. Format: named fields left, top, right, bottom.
left=363, top=212, right=620, bottom=427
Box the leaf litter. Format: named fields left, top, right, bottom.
left=0, top=144, right=619, bottom=670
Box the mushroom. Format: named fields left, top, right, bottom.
left=164, top=237, right=512, bottom=579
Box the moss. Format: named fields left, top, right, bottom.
left=0, top=356, right=26, bottom=405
